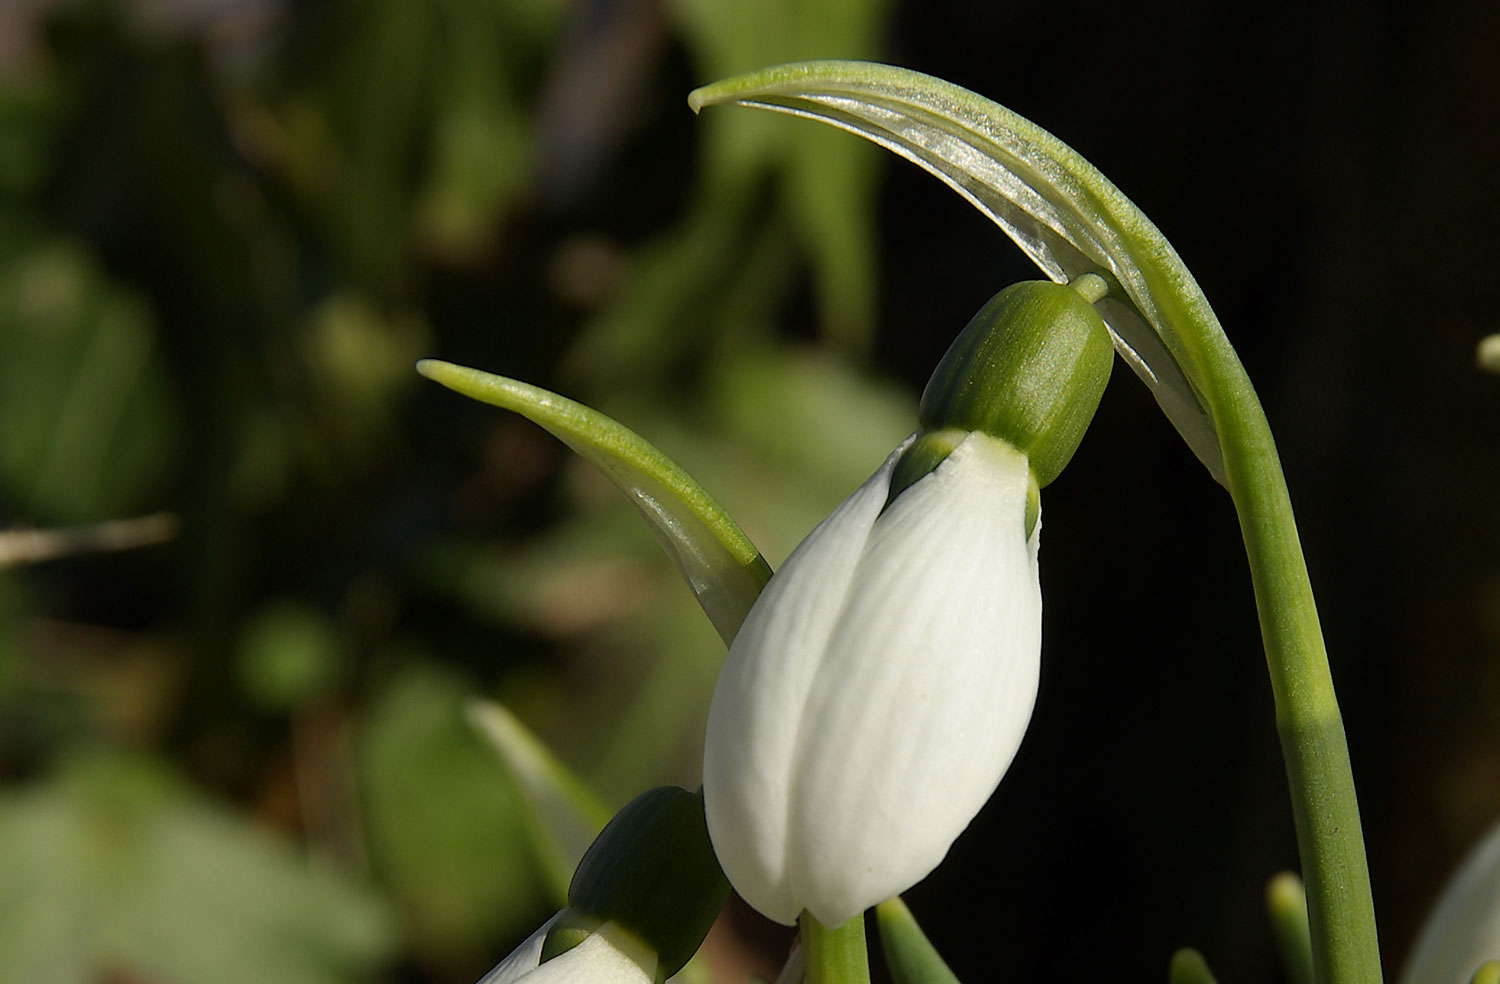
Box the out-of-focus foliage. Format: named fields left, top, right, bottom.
left=0, top=241, right=177, bottom=524
left=0, top=750, right=393, bottom=984
left=0, top=0, right=895, bottom=981
left=358, top=662, right=544, bottom=961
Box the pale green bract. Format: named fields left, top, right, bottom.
left=416, top=359, right=771, bottom=643
left=688, top=60, right=1228, bottom=484
left=466, top=700, right=611, bottom=903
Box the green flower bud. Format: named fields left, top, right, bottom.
left=918, top=276, right=1114, bottom=487
left=558, top=785, right=728, bottom=980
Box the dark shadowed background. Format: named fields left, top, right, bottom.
left=1, top=0, right=1496, bottom=981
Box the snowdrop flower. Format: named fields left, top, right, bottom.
left=477, top=786, right=728, bottom=984
left=703, top=276, right=1115, bottom=928
left=1401, top=816, right=1500, bottom=984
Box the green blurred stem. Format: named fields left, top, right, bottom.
left=1267, top=873, right=1316, bottom=984
left=802, top=911, right=871, bottom=984
left=1193, top=328, right=1381, bottom=984
left=1169, top=949, right=1218, bottom=984
left=875, top=898, right=959, bottom=984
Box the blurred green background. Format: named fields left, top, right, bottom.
left=1, top=0, right=1497, bottom=981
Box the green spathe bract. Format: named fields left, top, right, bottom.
left=919, top=279, right=1113, bottom=488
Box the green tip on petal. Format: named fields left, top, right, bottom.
left=875, top=898, right=961, bottom=984
left=1168, top=948, right=1218, bottom=984
left=568, top=786, right=729, bottom=979
left=416, top=359, right=770, bottom=642
left=1266, top=872, right=1314, bottom=984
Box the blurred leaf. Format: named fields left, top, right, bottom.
left=561, top=187, right=780, bottom=387
left=0, top=750, right=393, bottom=984
left=301, top=292, right=427, bottom=469
left=467, top=699, right=610, bottom=903
left=669, top=0, right=889, bottom=349
left=702, top=345, right=912, bottom=525
left=236, top=600, right=345, bottom=712
left=1168, top=949, right=1218, bottom=984
left=0, top=241, right=177, bottom=523
left=0, top=74, right=63, bottom=199
left=358, top=662, right=545, bottom=956
left=413, top=0, right=562, bottom=257
left=418, top=359, right=771, bottom=644
left=585, top=583, right=723, bottom=799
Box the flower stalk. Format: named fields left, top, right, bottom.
left=802, top=913, right=872, bottom=984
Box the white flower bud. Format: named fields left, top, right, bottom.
left=702, top=430, right=1042, bottom=927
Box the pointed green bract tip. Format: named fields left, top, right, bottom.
left=414, top=357, right=770, bottom=643
left=920, top=280, right=1113, bottom=487
left=1169, top=948, right=1218, bottom=984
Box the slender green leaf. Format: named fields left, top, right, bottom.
left=358, top=664, right=543, bottom=954
left=418, top=359, right=771, bottom=642
left=688, top=60, right=1224, bottom=482
left=1268, top=872, right=1315, bottom=984
left=466, top=699, right=610, bottom=903
left=875, top=898, right=960, bottom=984
left=1169, top=948, right=1218, bottom=984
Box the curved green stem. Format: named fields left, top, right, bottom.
left=1198, top=339, right=1381, bottom=984
left=802, top=911, right=871, bottom=984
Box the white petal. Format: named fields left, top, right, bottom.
left=476, top=912, right=562, bottom=984
left=1401, top=817, right=1500, bottom=984
left=703, top=437, right=915, bottom=924
left=520, top=922, right=658, bottom=984
left=788, top=432, right=1041, bottom=927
